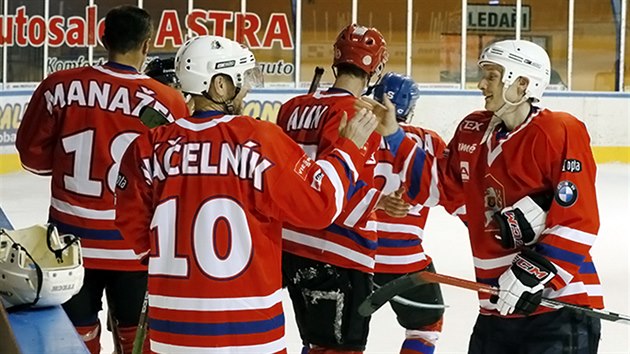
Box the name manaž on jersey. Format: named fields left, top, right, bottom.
left=15, top=63, right=189, bottom=271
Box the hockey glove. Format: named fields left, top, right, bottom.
left=492, top=195, right=550, bottom=249
left=494, top=249, right=557, bottom=316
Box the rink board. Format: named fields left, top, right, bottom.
left=0, top=206, right=89, bottom=354
left=0, top=89, right=629, bottom=174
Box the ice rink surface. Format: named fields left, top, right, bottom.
left=1, top=164, right=628, bottom=354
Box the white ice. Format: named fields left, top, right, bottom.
left=1, top=164, right=628, bottom=353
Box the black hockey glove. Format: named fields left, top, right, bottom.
left=493, top=248, right=557, bottom=315
left=493, top=194, right=552, bottom=249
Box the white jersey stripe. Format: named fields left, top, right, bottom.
left=550, top=260, right=575, bottom=285
left=373, top=221, right=424, bottom=240
left=51, top=197, right=115, bottom=220
left=316, top=160, right=345, bottom=222
left=335, top=148, right=359, bottom=182
left=151, top=336, right=287, bottom=354
left=175, top=115, right=236, bottom=132
left=343, top=188, right=378, bottom=228
left=149, top=289, right=283, bottom=312
left=543, top=282, right=587, bottom=298
left=473, top=253, right=518, bottom=270
left=543, top=225, right=597, bottom=246
left=282, top=229, right=375, bottom=268
left=375, top=253, right=427, bottom=265
left=424, top=153, right=441, bottom=207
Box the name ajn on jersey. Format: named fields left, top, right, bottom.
left=141, top=139, right=273, bottom=191
left=43, top=80, right=175, bottom=120
left=285, top=104, right=329, bottom=131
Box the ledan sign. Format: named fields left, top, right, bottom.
left=468, top=5, right=531, bottom=31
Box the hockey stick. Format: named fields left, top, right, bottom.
left=131, top=290, right=149, bottom=354
left=360, top=271, right=630, bottom=325
left=372, top=281, right=448, bottom=310
left=308, top=66, right=325, bottom=94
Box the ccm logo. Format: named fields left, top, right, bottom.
left=514, top=257, right=549, bottom=280
left=461, top=120, right=484, bottom=131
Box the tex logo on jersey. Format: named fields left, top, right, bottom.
left=555, top=180, right=578, bottom=207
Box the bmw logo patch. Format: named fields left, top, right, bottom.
left=555, top=181, right=578, bottom=207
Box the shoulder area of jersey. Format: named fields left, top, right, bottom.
left=43, top=65, right=94, bottom=82
left=531, top=108, right=587, bottom=134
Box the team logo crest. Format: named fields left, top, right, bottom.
left=555, top=181, right=578, bottom=207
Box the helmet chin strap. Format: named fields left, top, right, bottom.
left=493, top=83, right=528, bottom=129
left=482, top=84, right=528, bottom=144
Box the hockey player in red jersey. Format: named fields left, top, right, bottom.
left=277, top=24, right=428, bottom=354
left=114, top=35, right=387, bottom=354
left=15, top=6, right=188, bottom=354
left=439, top=39, right=602, bottom=353
left=371, top=73, right=446, bottom=354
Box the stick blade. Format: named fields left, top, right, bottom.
left=358, top=272, right=429, bottom=317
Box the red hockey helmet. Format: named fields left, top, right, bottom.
left=333, top=24, right=388, bottom=77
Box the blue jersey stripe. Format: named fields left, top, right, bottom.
left=330, top=155, right=364, bottom=200
left=536, top=243, right=585, bottom=267
left=407, top=148, right=426, bottom=200
left=149, top=314, right=284, bottom=336
left=402, top=338, right=435, bottom=353
left=578, top=261, right=597, bottom=274
left=377, top=237, right=421, bottom=248
left=326, top=223, right=378, bottom=250
left=50, top=218, right=123, bottom=240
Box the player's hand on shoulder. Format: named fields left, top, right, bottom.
left=338, top=109, right=378, bottom=148
left=493, top=249, right=557, bottom=316
left=493, top=194, right=551, bottom=249
left=355, top=95, right=399, bottom=137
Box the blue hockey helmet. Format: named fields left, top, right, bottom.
left=373, top=72, right=420, bottom=123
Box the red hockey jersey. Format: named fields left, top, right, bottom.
left=15, top=62, right=189, bottom=271
left=276, top=88, right=419, bottom=272
left=439, top=107, right=603, bottom=317
left=115, top=111, right=369, bottom=353
left=374, top=125, right=447, bottom=274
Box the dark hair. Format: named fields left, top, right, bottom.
left=102, top=5, right=153, bottom=54
left=335, top=63, right=369, bottom=80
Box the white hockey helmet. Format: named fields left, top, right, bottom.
left=175, top=35, right=264, bottom=95
left=478, top=40, right=551, bottom=102
left=0, top=224, right=84, bottom=310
